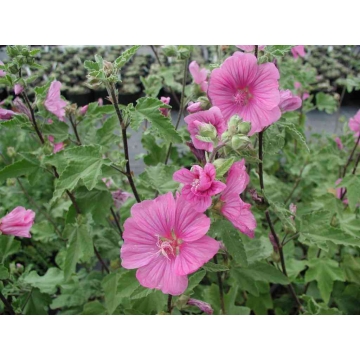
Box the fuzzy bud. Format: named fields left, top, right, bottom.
left=103, top=61, right=113, bottom=77
left=238, top=121, right=251, bottom=135
left=231, top=135, right=250, bottom=150
left=7, top=147, right=16, bottom=158
left=198, top=123, right=217, bottom=140
left=187, top=298, right=213, bottom=315
left=161, top=45, right=178, bottom=57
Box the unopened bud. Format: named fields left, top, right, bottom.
left=228, top=115, right=241, bottom=133
left=198, top=123, right=217, bottom=140
left=238, top=121, right=251, bottom=135
left=6, top=178, right=16, bottom=186
left=187, top=298, right=213, bottom=315
left=187, top=101, right=202, bottom=113
left=7, top=147, right=16, bottom=157
left=103, top=60, right=113, bottom=76
left=198, top=96, right=210, bottom=110
left=231, top=134, right=250, bottom=150
left=161, top=45, right=178, bottom=57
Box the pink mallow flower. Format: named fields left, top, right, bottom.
left=291, top=46, right=306, bottom=59
left=102, top=178, right=114, bottom=188
left=187, top=101, right=202, bottom=114
left=44, top=81, right=67, bottom=121
left=173, top=163, right=226, bottom=212
left=160, top=97, right=170, bottom=117
left=79, top=105, right=88, bottom=115
left=185, top=106, right=227, bottom=152
left=236, top=45, right=265, bottom=52
left=335, top=137, right=344, bottom=150
left=121, top=192, right=220, bottom=296
left=0, top=107, right=16, bottom=120
left=0, top=206, right=35, bottom=238
left=112, top=189, right=133, bottom=209
left=215, top=160, right=256, bottom=238
left=189, top=61, right=208, bottom=92
left=349, top=110, right=360, bottom=139
left=279, top=90, right=302, bottom=113
left=0, top=61, right=5, bottom=77
left=14, top=84, right=24, bottom=96
left=13, top=97, right=31, bottom=119
left=294, top=81, right=302, bottom=89
left=208, top=52, right=281, bottom=136
left=187, top=298, right=213, bottom=314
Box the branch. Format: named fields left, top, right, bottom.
left=0, top=290, right=15, bottom=315
left=214, top=254, right=226, bottom=314
left=69, top=113, right=82, bottom=145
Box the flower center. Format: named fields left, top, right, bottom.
left=156, top=232, right=183, bottom=260
left=191, top=178, right=201, bottom=193
left=234, top=88, right=251, bottom=106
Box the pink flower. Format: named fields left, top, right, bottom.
left=98, top=98, right=103, bottom=106
left=79, top=105, right=88, bottom=115
left=302, top=92, right=310, bottom=100
left=289, top=203, right=297, bottom=215
left=14, top=84, right=24, bottom=96
left=349, top=110, right=360, bottom=138
left=216, top=160, right=256, bottom=238
left=0, top=206, right=35, bottom=238
left=291, top=46, right=306, bottom=59
left=160, top=96, right=170, bottom=117
left=187, top=101, right=202, bottom=114
left=102, top=178, right=114, bottom=188
left=335, top=178, right=348, bottom=204
left=121, top=193, right=220, bottom=296
left=208, top=52, right=281, bottom=136
left=189, top=61, right=208, bottom=92
left=44, top=81, right=67, bottom=121
left=186, top=141, right=206, bottom=163
left=236, top=45, right=265, bottom=52
left=187, top=298, right=213, bottom=314
left=335, top=137, right=344, bottom=150
left=294, top=82, right=302, bottom=89
left=0, top=61, right=5, bottom=77
left=0, top=107, right=16, bottom=120
left=184, top=107, right=227, bottom=152
left=13, top=97, right=31, bottom=119
left=279, top=90, right=302, bottom=113
left=173, top=163, right=226, bottom=212
left=112, top=189, right=133, bottom=209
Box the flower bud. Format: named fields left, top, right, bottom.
left=6, top=178, right=16, bottom=186
left=103, top=61, right=113, bottom=77
left=6, top=147, right=16, bottom=158
left=198, top=96, right=210, bottom=110
left=231, top=135, right=250, bottom=150
left=161, top=45, right=178, bottom=57
left=289, top=203, right=297, bottom=215
left=187, top=298, right=213, bottom=315
left=237, top=121, right=251, bottom=135
left=187, top=102, right=202, bottom=114
left=198, top=123, right=217, bottom=140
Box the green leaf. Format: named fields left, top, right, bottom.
left=185, top=270, right=206, bottom=294
left=139, top=163, right=179, bottom=194
left=195, top=135, right=213, bottom=143
left=133, top=97, right=181, bottom=143
left=82, top=300, right=107, bottom=315
left=281, top=121, right=310, bottom=152
left=336, top=175, right=360, bottom=212
left=266, top=45, right=293, bottom=57
left=114, top=45, right=141, bottom=69
left=53, top=145, right=106, bottom=200
left=140, top=74, right=163, bottom=98
left=23, top=268, right=64, bottom=294
left=305, top=258, right=345, bottom=304
left=22, top=289, right=51, bottom=315
left=63, top=220, right=94, bottom=281
left=214, top=157, right=235, bottom=178
left=0, top=237, right=21, bottom=262
left=202, top=262, right=229, bottom=272
left=0, top=265, right=9, bottom=280
left=31, top=221, right=57, bottom=242
left=42, top=119, right=69, bottom=142
left=269, top=201, right=296, bottom=234
left=0, top=159, right=38, bottom=183
left=84, top=60, right=100, bottom=71
left=263, top=125, right=285, bottom=154
left=141, top=132, right=166, bottom=166
left=316, top=92, right=337, bottom=114
left=239, top=262, right=289, bottom=285
left=242, top=236, right=273, bottom=265
left=210, top=219, right=248, bottom=267
left=341, top=255, right=360, bottom=285
left=43, top=151, right=69, bottom=175
left=95, top=115, right=120, bottom=148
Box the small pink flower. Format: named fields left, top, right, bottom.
left=349, top=110, right=360, bottom=139
left=0, top=206, right=35, bottom=238
left=279, top=90, right=302, bottom=113
left=185, top=107, right=227, bottom=152
left=121, top=193, right=220, bottom=296
left=0, top=107, right=16, bottom=120
left=80, top=105, right=88, bottom=115
left=13, top=97, right=31, bottom=119
left=208, top=52, right=281, bottom=136
left=102, top=177, right=114, bottom=188
left=14, top=84, right=24, bottom=96
left=294, top=81, right=302, bottom=89
left=236, top=45, right=265, bottom=52
left=335, top=137, right=344, bottom=150
left=189, top=61, right=208, bottom=92
left=187, top=101, right=202, bottom=114
left=47, top=119, right=64, bottom=153
left=217, top=160, right=256, bottom=238
left=291, top=46, right=306, bottom=59
left=160, top=97, right=170, bottom=117
left=187, top=298, right=213, bottom=314
left=44, top=81, right=67, bottom=121
left=112, top=189, right=133, bottom=209
left=289, top=203, right=297, bottom=215
left=335, top=178, right=348, bottom=204
left=173, top=163, right=226, bottom=212
left=98, top=98, right=103, bottom=106
left=302, top=92, right=310, bottom=100
left=0, top=61, right=5, bottom=77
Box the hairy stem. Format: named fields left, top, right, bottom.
left=69, top=114, right=82, bottom=145
left=214, top=254, right=226, bottom=314
left=108, top=85, right=141, bottom=203
left=258, top=130, right=265, bottom=192
left=0, top=291, right=15, bottom=315
left=110, top=207, right=123, bottom=238
left=167, top=294, right=173, bottom=314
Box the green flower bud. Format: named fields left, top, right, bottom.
left=237, top=121, right=251, bottom=135
left=229, top=115, right=241, bottom=129
left=198, top=96, right=211, bottom=110
left=6, top=178, right=16, bottom=186
left=6, top=147, right=16, bottom=158
left=221, top=130, right=230, bottom=142
left=231, top=135, right=251, bottom=150
left=198, top=123, right=217, bottom=140
left=161, top=45, right=178, bottom=57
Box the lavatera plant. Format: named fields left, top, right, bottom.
left=0, top=45, right=359, bottom=315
